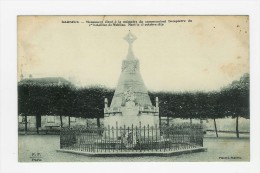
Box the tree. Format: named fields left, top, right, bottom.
left=72, top=86, right=114, bottom=127
left=49, top=84, right=74, bottom=127
left=18, top=73, right=249, bottom=136
left=220, top=73, right=249, bottom=138
left=18, top=79, right=74, bottom=133
left=18, top=84, right=29, bottom=133
left=18, top=84, right=52, bottom=134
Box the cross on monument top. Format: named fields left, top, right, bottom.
left=124, top=31, right=137, bottom=59
left=124, top=31, right=137, bottom=45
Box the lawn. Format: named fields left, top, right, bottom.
left=18, top=133, right=249, bottom=162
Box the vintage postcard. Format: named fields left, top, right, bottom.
left=17, top=15, right=249, bottom=162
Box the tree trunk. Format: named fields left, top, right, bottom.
left=25, top=115, right=28, bottom=135
left=97, top=117, right=100, bottom=128
left=213, top=118, right=218, bottom=137
left=190, top=118, right=192, bottom=124
left=236, top=115, right=239, bottom=138
left=68, top=116, right=71, bottom=127
left=167, top=116, right=170, bottom=127
left=159, top=115, right=162, bottom=135
left=36, top=115, right=41, bottom=134
left=60, top=115, right=63, bottom=128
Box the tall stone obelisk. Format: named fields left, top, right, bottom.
left=104, top=31, right=159, bottom=128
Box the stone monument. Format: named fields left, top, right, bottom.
left=104, top=31, right=159, bottom=128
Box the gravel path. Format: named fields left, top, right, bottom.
left=18, top=134, right=249, bottom=162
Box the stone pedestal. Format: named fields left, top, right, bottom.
left=104, top=105, right=159, bottom=128
left=103, top=105, right=160, bottom=138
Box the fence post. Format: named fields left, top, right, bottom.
left=201, top=124, right=203, bottom=147
left=151, top=126, right=154, bottom=151
left=108, top=125, right=110, bottom=152
left=116, top=122, right=118, bottom=140
left=132, top=124, right=136, bottom=151
left=124, top=125, right=126, bottom=152
left=95, top=127, right=98, bottom=153
left=104, top=126, right=107, bottom=152
left=147, top=124, right=150, bottom=151
left=155, top=124, right=158, bottom=151
left=112, top=126, right=114, bottom=152
left=119, top=127, right=122, bottom=152
left=116, top=123, right=118, bottom=152
left=144, top=125, right=146, bottom=150
left=135, top=126, right=138, bottom=152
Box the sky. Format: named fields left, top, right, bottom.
left=18, top=16, right=249, bottom=92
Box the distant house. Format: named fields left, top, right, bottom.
left=19, top=76, right=72, bottom=86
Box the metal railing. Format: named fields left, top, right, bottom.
left=60, top=123, right=203, bottom=153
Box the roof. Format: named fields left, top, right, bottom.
left=18, top=77, right=72, bottom=86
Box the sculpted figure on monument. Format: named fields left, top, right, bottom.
left=123, top=87, right=136, bottom=107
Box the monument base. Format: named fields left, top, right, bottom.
left=57, top=147, right=207, bottom=157
left=94, top=138, right=169, bottom=150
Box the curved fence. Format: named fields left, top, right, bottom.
left=60, top=124, right=203, bottom=153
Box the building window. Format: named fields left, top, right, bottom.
left=70, top=117, right=77, bottom=122
left=47, top=116, right=55, bottom=123
left=19, top=116, right=26, bottom=123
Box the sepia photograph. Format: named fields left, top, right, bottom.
left=17, top=15, right=250, bottom=162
